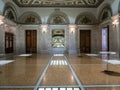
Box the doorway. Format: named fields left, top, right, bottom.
left=5, top=32, right=14, bottom=53
left=26, top=30, right=37, bottom=53
left=80, top=30, right=91, bottom=53
left=102, top=26, right=109, bottom=51
left=51, top=30, right=65, bottom=54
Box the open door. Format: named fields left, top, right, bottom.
left=26, top=30, right=37, bottom=53
left=80, top=30, right=91, bottom=53
left=102, top=26, right=109, bottom=51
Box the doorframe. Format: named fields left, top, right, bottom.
left=79, top=29, right=91, bottom=53
left=102, top=25, right=109, bottom=51
left=25, top=30, right=37, bottom=53
left=50, top=29, right=66, bottom=54
left=5, top=32, right=14, bottom=54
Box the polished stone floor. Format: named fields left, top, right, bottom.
left=0, top=54, right=120, bottom=90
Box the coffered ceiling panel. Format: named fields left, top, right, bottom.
left=12, top=0, right=104, bottom=8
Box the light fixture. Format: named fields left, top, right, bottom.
left=112, top=19, right=119, bottom=30
left=0, top=15, right=4, bottom=25
left=40, top=24, right=48, bottom=33
left=111, top=14, right=119, bottom=29
left=112, top=19, right=119, bottom=28
left=68, top=24, right=76, bottom=33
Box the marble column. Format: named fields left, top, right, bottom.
left=112, top=14, right=120, bottom=57
left=0, top=25, right=5, bottom=54
left=68, top=24, right=77, bottom=54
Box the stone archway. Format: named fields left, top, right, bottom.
left=3, top=2, right=17, bottom=22
left=98, top=4, right=112, bottom=22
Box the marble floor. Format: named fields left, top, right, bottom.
left=0, top=54, right=120, bottom=90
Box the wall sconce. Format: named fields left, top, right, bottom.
left=68, top=24, right=76, bottom=34
left=112, top=19, right=119, bottom=30
left=0, top=15, right=4, bottom=25
left=112, top=19, right=119, bottom=28
left=111, top=14, right=119, bottom=29
left=40, top=24, right=48, bottom=33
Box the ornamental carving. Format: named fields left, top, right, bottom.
left=13, top=0, right=104, bottom=7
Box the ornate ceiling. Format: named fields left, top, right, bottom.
left=12, top=0, right=104, bottom=8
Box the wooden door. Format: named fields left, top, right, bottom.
left=80, top=30, right=91, bottom=53
left=5, top=32, right=14, bottom=53
left=26, top=30, right=37, bottom=53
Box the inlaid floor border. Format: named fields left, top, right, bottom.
left=0, top=86, right=34, bottom=88
left=1, top=54, right=120, bottom=90
left=83, top=84, right=120, bottom=88
left=64, top=56, right=85, bottom=90
left=0, top=84, right=120, bottom=89
left=33, top=56, right=54, bottom=90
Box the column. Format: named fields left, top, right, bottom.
left=112, top=14, right=120, bottom=57
left=68, top=24, right=77, bottom=54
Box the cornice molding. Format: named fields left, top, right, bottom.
left=12, top=0, right=104, bottom=8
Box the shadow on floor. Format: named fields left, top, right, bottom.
left=102, top=70, right=120, bottom=76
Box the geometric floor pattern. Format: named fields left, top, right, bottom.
left=50, top=60, right=68, bottom=66
left=38, top=87, right=81, bottom=90
left=1, top=54, right=120, bottom=90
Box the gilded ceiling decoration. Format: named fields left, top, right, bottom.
left=12, top=0, right=104, bottom=8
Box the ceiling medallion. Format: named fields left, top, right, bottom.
left=13, top=0, right=104, bottom=8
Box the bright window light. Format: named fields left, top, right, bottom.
left=38, top=88, right=44, bottom=90
left=74, top=88, right=80, bottom=90
left=53, top=54, right=64, bottom=56
left=0, top=60, right=14, bottom=66
left=104, top=60, right=120, bottom=65
left=46, top=88, right=51, bottom=90
left=86, top=54, right=98, bottom=56
left=50, top=60, right=68, bottom=66
left=19, top=54, right=32, bottom=56
left=67, top=88, right=72, bottom=90
left=53, top=88, right=58, bottom=90
left=60, top=88, right=66, bottom=90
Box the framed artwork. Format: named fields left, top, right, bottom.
left=52, top=30, right=65, bottom=48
